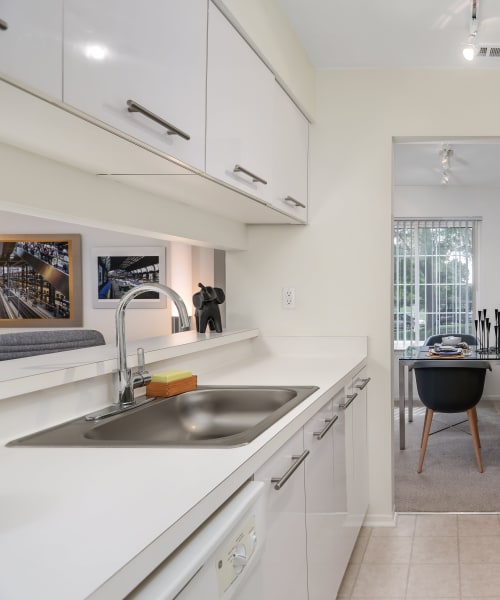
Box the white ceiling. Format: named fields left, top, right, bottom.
left=394, top=139, right=500, bottom=186
left=276, top=0, right=500, bottom=186
left=276, top=0, right=500, bottom=69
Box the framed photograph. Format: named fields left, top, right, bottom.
left=0, top=234, right=82, bottom=327
left=92, top=246, right=166, bottom=309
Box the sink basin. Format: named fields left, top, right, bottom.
left=7, top=385, right=318, bottom=448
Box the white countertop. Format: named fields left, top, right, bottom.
left=0, top=335, right=366, bottom=599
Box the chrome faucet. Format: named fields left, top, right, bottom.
left=115, top=283, right=191, bottom=407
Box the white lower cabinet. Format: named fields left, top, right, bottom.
left=352, top=368, right=370, bottom=524
left=335, top=367, right=370, bottom=552
left=253, top=373, right=369, bottom=599
left=304, top=390, right=349, bottom=599
left=252, top=429, right=309, bottom=600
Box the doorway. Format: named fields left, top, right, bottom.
left=392, top=137, right=500, bottom=511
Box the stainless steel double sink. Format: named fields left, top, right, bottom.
left=8, top=385, right=318, bottom=448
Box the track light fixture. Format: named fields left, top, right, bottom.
left=462, top=0, right=479, bottom=61
left=440, top=145, right=452, bottom=170
left=440, top=145, right=452, bottom=185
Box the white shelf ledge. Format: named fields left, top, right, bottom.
left=0, top=328, right=260, bottom=401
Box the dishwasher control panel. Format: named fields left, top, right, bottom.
left=127, top=481, right=265, bottom=600
left=216, top=515, right=258, bottom=594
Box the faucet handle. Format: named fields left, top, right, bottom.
left=133, top=347, right=152, bottom=389
left=137, top=347, right=146, bottom=373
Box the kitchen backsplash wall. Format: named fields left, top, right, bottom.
left=1, top=209, right=220, bottom=342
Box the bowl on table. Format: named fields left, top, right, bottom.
left=441, top=336, right=462, bottom=346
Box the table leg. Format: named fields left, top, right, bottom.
left=408, top=368, right=413, bottom=423
left=399, top=361, right=406, bottom=450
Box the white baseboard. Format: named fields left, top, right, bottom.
left=363, top=512, right=398, bottom=527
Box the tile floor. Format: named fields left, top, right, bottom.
left=337, top=513, right=500, bottom=599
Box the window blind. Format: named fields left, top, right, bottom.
left=393, top=218, right=480, bottom=348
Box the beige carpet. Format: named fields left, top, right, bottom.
left=394, top=399, right=500, bottom=512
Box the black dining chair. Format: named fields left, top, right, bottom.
left=411, top=360, right=491, bottom=473
left=424, top=333, right=479, bottom=346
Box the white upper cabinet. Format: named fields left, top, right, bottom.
left=0, top=0, right=62, bottom=99
left=272, top=84, right=308, bottom=222
left=0, top=0, right=309, bottom=225
left=206, top=3, right=274, bottom=204
left=63, top=0, right=207, bottom=171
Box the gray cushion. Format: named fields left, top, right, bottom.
left=0, top=330, right=106, bottom=360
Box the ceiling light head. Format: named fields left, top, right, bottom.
left=463, top=36, right=478, bottom=61
left=462, top=0, right=479, bottom=61
left=439, top=145, right=452, bottom=184
left=440, top=145, right=453, bottom=169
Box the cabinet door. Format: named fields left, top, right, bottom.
left=304, top=393, right=348, bottom=599
left=352, top=368, right=369, bottom=521
left=335, top=385, right=361, bottom=553
left=206, top=3, right=273, bottom=202
left=337, top=368, right=369, bottom=548
left=0, top=0, right=62, bottom=99
left=271, top=83, right=308, bottom=222
left=63, top=0, right=207, bottom=171
left=252, top=429, right=308, bottom=600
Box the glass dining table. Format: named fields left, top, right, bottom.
left=398, top=345, right=499, bottom=449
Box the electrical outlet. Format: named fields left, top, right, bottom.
left=282, top=287, right=296, bottom=309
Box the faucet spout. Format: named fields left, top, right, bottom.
left=115, top=283, right=191, bottom=406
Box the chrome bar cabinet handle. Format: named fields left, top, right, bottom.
left=271, top=449, right=309, bottom=490
left=340, top=393, right=358, bottom=410
left=313, top=414, right=339, bottom=440
left=354, top=377, right=371, bottom=390
left=126, top=99, right=190, bottom=140
left=284, top=195, right=306, bottom=209
left=0, top=19, right=8, bottom=31
left=233, top=164, right=267, bottom=185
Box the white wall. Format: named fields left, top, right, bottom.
left=226, top=69, right=500, bottom=521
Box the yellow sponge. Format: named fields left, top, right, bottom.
left=151, top=370, right=192, bottom=383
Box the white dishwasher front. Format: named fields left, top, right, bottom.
left=127, top=481, right=266, bottom=600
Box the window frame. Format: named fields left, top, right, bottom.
left=393, top=218, right=480, bottom=349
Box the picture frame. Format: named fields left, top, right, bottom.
left=0, top=234, right=82, bottom=327
left=92, top=246, right=166, bottom=309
